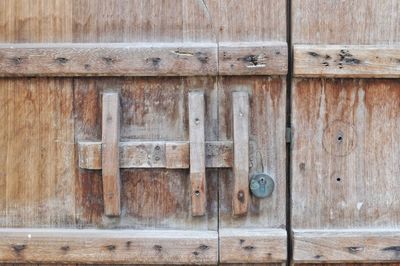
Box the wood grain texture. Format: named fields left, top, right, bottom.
left=294, top=45, right=400, bottom=78
left=216, top=0, right=286, bottom=42
left=0, top=43, right=218, bottom=77
left=220, top=229, right=287, bottom=263
left=219, top=42, right=288, bottom=75
left=294, top=229, right=400, bottom=263
left=74, top=77, right=218, bottom=229
left=219, top=76, right=287, bottom=229
left=231, top=92, right=250, bottom=216
left=0, top=78, right=75, bottom=227
left=101, top=92, right=121, bottom=216
left=292, top=78, right=400, bottom=230
left=0, top=228, right=218, bottom=264
left=78, top=141, right=233, bottom=170
left=292, top=0, right=400, bottom=45
left=188, top=92, right=207, bottom=216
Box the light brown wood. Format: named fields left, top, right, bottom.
left=0, top=78, right=76, bottom=227
left=231, top=91, right=250, bottom=216
left=294, top=45, right=400, bottom=78
left=291, top=78, right=400, bottom=261
left=219, top=42, right=288, bottom=75
left=0, top=43, right=218, bottom=77
left=101, top=92, right=121, bottom=216
left=78, top=141, right=233, bottom=170
left=294, top=229, right=400, bottom=263
left=188, top=91, right=207, bottom=217
left=0, top=228, right=218, bottom=264
left=292, top=0, right=400, bottom=45
left=74, top=77, right=218, bottom=230
left=219, top=229, right=287, bottom=263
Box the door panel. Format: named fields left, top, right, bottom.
left=0, top=0, right=288, bottom=265
left=217, top=1, right=288, bottom=264
left=292, top=0, right=400, bottom=264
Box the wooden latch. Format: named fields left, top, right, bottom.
left=79, top=91, right=250, bottom=217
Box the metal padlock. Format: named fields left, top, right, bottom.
left=249, top=173, right=275, bottom=198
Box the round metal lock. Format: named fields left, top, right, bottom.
left=249, top=173, right=275, bottom=198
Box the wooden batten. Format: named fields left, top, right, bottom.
left=0, top=228, right=218, bottom=264
left=218, top=42, right=288, bottom=75
left=0, top=43, right=218, bottom=76
left=0, top=42, right=288, bottom=76
left=219, top=229, right=287, bottom=263
left=78, top=140, right=233, bottom=170
left=101, top=92, right=121, bottom=217
left=188, top=92, right=207, bottom=216
left=293, top=229, right=400, bottom=263
left=294, top=45, right=400, bottom=78
left=231, top=92, right=250, bottom=216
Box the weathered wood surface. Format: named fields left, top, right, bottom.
left=292, top=1, right=400, bottom=264
left=101, top=92, right=121, bottom=216
left=294, top=229, right=400, bottom=263
left=0, top=78, right=76, bottom=227
left=292, top=0, right=400, bottom=45
left=188, top=92, right=207, bottom=216
left=219, top=76, right=287, bottom=229
left=0, top=43, right=218, bottom=77
left=291, top=78, right=400, bottom=261
left=0, top=228, right=218, bottom=264
left=294, top=45, right=400, bottom=78
left=78, top=141, right=233, bottom=170
left=74, top=77, right=218, bottom=229
left=231, top=92, right=250, bottom=216
left=218, top=42, right=287, bottom=75
left=219, top=229, right=287, bottom=263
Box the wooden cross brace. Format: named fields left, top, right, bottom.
left=79, top=91, right=249, bottom=217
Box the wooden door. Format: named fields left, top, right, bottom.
left=0, top=0, right=287, bottom=265
left=291, top=0, right=400, bottom=265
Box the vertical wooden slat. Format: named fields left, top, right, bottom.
left=188, top=91, right=206, bottom=216
left=232, top=91, right=249, bottom=216
left=101, top=92, right=121, bottom=216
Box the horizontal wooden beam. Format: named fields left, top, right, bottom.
left=0, top=42, right=287, bottom=76
left=293, top=229, right=400, bottom=263
left=0, top=228, right=218, bottom=264
left=219, top=229, right=287, bottom=263
left=294, top=45, right=400, bottom=78
left=0, top=43, right=217, bottom=76
left=219, top=42, right=288, bottom=75
left=78, top=140, right=233, bottom=170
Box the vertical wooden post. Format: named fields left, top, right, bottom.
left=188, top=91, right=207, bottom=216
left=232, top=91, right=249, bottom=216
left=102, top=92, right=121, bottom=216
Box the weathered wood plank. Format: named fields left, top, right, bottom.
left=294, top=45, right=400, bottom=78
left=78, top=141, right=233, bottom=170
left=0, top=43, right=217, bottom=77
left=292, top=0, right=400, bottom=45
left=102, top=92, right=121, bottom=217
left=219, top=42, right=287, bottom=76
left=0, top=78, right=75, bottom=227
left=294, top=229, right=400, bottom=263
left=188, top=91, right=207, bottom=216
left=231, top=91, right=250, bottom=216
left=0, top=228, right=218, bottom=264
left=291, top=78, right=400, bottom=230
left=219, top=229, right=287, bottom=263
left=218, top=76, right=287, bottom=235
